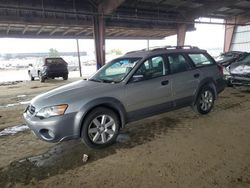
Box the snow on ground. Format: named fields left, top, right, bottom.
left=0, top=125, right=29, bottom=136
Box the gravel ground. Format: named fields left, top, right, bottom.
left=0, top=80, right=249, bottom=188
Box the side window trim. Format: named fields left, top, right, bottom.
left=128, top=54, right=168, bottom=83
left=186, top=52, right=216, bottom=68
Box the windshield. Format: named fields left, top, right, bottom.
left=240, top=54, right=250, bottom=64
left=89, top=58, right=141, bottom=83
left=216, top=52, right=236, bottom=62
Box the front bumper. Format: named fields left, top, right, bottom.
left=23, top=111, right=78, bottom=142
left=226, top=74, right=250, bottom=86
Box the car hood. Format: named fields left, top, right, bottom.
left=230, top=61, right=250, bottom=75
left=30, top=80, right=118, bottom=110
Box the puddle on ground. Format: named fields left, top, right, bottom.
left=241, top=90, right=250, bottom=94
left=0, top=117, right=180, bottom=187
left=116, top=133, right=131, bottom=143
left=0, top=125, right=29, bottom=137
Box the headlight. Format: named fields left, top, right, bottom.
left=36, top=104, right=68, bottom=118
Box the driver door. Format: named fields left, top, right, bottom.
left=125, top=55, right=173, bottom=120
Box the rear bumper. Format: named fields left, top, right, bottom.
left=216, top=77, right=226, bottom=94
left=43, top=71, right=68, bottom=78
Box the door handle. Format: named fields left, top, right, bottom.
left=161, top=80, right=169, bottom=85
left=194, top=73, right=200, bottom=78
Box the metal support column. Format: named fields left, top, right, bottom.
left=224, top=19, right=235, bottom=52
left=147, top=39, right=150, bottom=50
left=93, top=15, right=105, bottom=70
left=177, top=24, right=187, bottom=46
left=76, top=39, right=82, bottom=77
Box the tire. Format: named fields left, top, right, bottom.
left=63, top=74, right=68, bottom=80
left=38, top=72, right=45, bottom=83
left=28, top=72, right=34, bottom=81
left=193, top=86, right=215, bottom=115
left=81, top=107, right=120, bottom=149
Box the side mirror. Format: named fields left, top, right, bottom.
left=130, top=74, right=144, bottom=82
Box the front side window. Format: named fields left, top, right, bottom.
left=90, top=58, right=141, bottom=83
left=133, top=56, right=167, bottom=80
left=168, top=54, right=190, bottom=74
left=188, top=53, right=214, bottom=67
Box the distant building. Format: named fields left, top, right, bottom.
left=3, top=52, right=87, bottom=59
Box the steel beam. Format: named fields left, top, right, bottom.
left=93, top=15, right=105, bottom=69
left=177, top=24, right=187, bottom=46
left=224, top=21, right=235, bottom=52
left=98, top=0, right=125, bottom=14
left=22, top=25, right=29, bottom=34
left=6, top=24, right=10, bottom=34
left=37, top=26, right=45, bottom=35
left=63, top=28, right=75, bottom=36
left=50, top=27, right=60, bottom=36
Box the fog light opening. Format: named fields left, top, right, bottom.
left=39, top=129, right=55, bottom=141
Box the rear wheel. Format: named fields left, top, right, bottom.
left=81, top=107, right=120, bottom=149
left=193, top=86, right=215, bottom=114
left=38, top=72, right=45, bottom=83
left=63, top=74, right=68, bottom=80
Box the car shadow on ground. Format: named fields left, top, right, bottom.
left=0, top=115, right=183, bottom=187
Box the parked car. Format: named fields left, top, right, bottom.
left=23, top=46, right=225, bottom=149
left=227, top=53, right=250, bottom=86
left=28, top=57, right=69, bottom=82
left=216, top=51, right=247, bottom=67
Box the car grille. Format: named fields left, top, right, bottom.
left=27, top=105, right=36, bottom=115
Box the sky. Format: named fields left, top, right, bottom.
left=0, top=18, right=225, bottom=57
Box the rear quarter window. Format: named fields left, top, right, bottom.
left=188, top=53, right=214, bottom=67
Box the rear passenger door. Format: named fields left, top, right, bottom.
left=167, top=53, right=200, bottom=106
left=187, top=53, right=219, bottom=81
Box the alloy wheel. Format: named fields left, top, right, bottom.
left=200, top=90, right=213, bottom=111
left=88, top=115, right=116, bottom=144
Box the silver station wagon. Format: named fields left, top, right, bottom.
left=24, top=46, right=225, bottom=149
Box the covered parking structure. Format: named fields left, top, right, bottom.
left=1, top=0, right=250, bottom=68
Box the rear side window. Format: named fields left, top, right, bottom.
left=188, top=54, right=214, bottom=67
left=167, top=54, right=190, bottom=74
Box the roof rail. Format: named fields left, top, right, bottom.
left=151, top=45, right=199, bottom=51
left=125, top=49, right=147, bottom=55
left=125, top=45, right=200, bottom=55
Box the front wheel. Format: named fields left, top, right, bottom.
left=28, top=72, right=34, bottom=81
left=81, top=107, right=120, bottom=149
left=193, top=86, right=215, bottom=114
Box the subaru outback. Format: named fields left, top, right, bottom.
left=23, top=46, right=225, bottom=149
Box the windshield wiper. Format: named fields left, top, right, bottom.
left=88, top=78, right=102, bottom=82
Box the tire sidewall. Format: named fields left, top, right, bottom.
left=81, top=107, right=120, bottom=149
left=39, top=72, right=45, bottom=82
left=196, top=86, right=215, bottom=114
left=28, top=72, right=34, bottom=81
